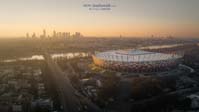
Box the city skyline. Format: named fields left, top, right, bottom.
left=0, top=0, right=199, bottom=38
left=26, top=29, right=83, bottom=38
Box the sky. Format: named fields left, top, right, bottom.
left=0, top=0, right=198, bottom=38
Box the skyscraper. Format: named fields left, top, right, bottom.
left=43, top=29, right=46, bottom=38
left=74, top=32, right=82, bottom=38
left=26, top=33, right=29, bottom=38
left=66, top=32, right=70, bottom=38
left=53, top=30, right=56, bottom=38
left=32, top=32, right=36, bottom=38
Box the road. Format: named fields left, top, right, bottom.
left=43, top=52, right=101, bottom=112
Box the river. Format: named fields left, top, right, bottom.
left=0, top=43, right=190, bottom=63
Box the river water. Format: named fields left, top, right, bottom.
left=1, top=52, right=89, bottom=63
left=0, top=43, right=188, bottom=63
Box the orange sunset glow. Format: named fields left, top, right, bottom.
left=0, top=0, right=198, bottom=38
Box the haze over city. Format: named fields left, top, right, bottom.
left=1, top=1, right=199, bottom=112
left=0, top=0, right=199, bottom=38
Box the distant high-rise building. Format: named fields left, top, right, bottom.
left=26, top=33, right=29, bottom=38
left=43, top=29, right=46, bottom=38
left=32, top=33, right=36, bottom=38
left=26, top=30, right=83, bottom=39
left=62, top=32, right=66, bottom=38
left=66, top=32, right=70, bottom=38
left=74, top=32, right=82, bottom=38
left=57, top=32, right=62, bottom=38
left=62, top=32, right=70, bottom=38
left=53, top=30, right=57, bottom=38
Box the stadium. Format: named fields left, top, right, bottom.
left=92, top=49, right=183, bottom=73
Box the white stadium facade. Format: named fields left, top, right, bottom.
left=92, top=49, right=183, bottom=73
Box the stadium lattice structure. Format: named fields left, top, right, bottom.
left=92, top=49, right=183, bottom=73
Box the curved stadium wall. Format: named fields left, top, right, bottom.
left=92, top=49, right=183, bottom=73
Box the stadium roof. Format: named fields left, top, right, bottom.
left=95, top=49, right=182, bottom=62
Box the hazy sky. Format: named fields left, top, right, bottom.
left=0, top=0, right=198, bottom=37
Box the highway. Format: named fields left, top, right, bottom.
left=43, top=52, right=101, bottom=112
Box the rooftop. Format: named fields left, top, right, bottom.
left=95, top=49, right=182, bottom=62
